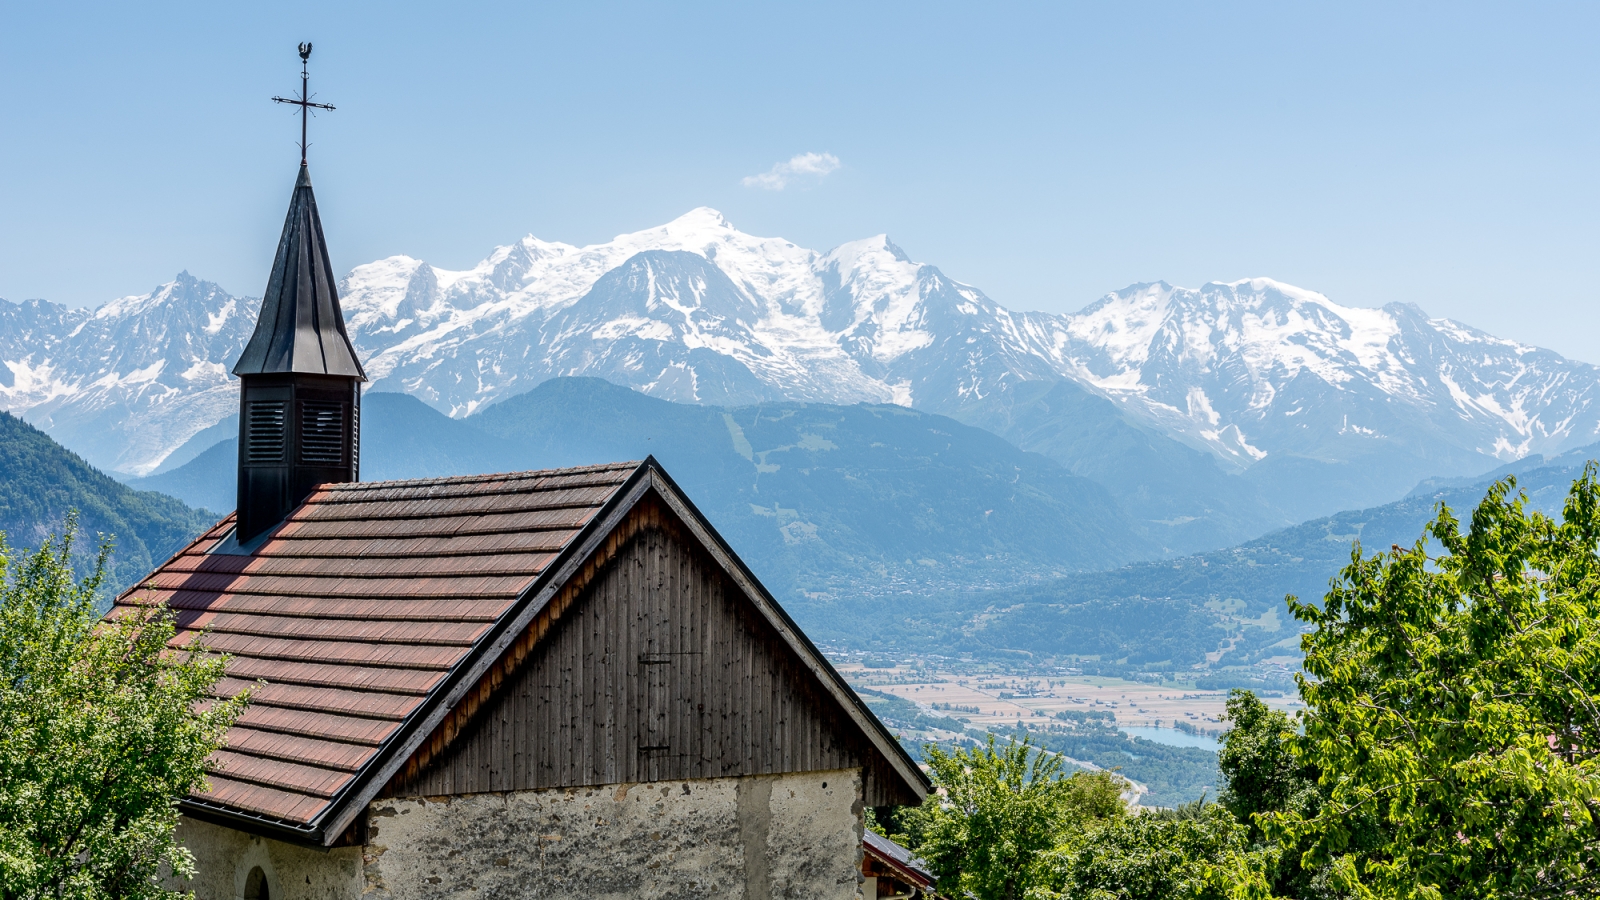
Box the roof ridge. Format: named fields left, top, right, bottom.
left=328, top=461, right=643, bottom=491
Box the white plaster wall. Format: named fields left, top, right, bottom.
left=170, top=817, right=364, bottom=900
left=363, top=767, right=865, bottom=900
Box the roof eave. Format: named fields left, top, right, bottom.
left=178, top=797, right=324, bottom=847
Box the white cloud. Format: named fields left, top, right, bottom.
left=741, top=152, right=841, bottom=190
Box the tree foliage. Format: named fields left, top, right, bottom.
left=894, top=733, right=1125, bottom=900
left=1218, top=690, right=1318, bottom=842
left=889, top=469, right=1600, bottom=900
left=1031, top=801, right=1271, bottom=900
left=0, top=522, right=245, bottom=900
left=1278, top=469, right=1600, bottom=898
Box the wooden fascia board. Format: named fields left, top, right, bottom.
left=641, top=460, right=932, bottom=802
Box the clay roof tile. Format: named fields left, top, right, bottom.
left=112, top=461, right=641, bottom=827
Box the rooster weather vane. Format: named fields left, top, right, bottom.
left=272, top=42, right=335, bottom=165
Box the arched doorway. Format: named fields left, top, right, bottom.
left=243, top=866, right=270, bottom=900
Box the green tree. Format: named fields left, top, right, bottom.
left=1278, top=469, right=1600, bottom=898
left=1031, top=802, right=1272, bottom=900
left=898, top=733, right=1125, bottom=900
left=0, top=523, right=246, bottom=900
left=1219, top=691, right=1356, bottom=900
left=1218, top=690, right=1318, bottom=841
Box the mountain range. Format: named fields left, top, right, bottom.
left=130, top=378, right=1152, bottom=600
left=6, top=208, right=1600, bottom=553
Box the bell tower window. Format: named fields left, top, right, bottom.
left=244, top=401, right=287, bottom=464
left=298, top=400, right=347, bottom=466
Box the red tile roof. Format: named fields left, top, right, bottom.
left=864, top=829, right=937, bottom=890
left=112, top=462, right=641, bottom=830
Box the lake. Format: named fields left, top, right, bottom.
left=1120, top=725, right=1222, bottom=752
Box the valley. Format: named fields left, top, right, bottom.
left=835, top=660, right=1275, bottom=739
left=829, top=655, right=1265, bottom=805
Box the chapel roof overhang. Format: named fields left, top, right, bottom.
left=114, top=457, right=928, bottom=847
left=232, top=165, right=366, bottom=380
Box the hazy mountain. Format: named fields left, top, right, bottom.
left=949, top=379, right=1292, bottom=553
left=132, top=378, right=1153, bottom=601
left=9, top=210, right=1600, bottom=550
left=824, top=442, right=1600, bottom=674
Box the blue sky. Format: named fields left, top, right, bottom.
left=3, top=2, right=1598, bottom=360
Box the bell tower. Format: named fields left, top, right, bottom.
left=233, top=44, right=365, bottom=543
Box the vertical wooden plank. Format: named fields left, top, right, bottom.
left=658, top=529, right=674, bottom=782
left=696, top=538, right=712, bottom=777
left=623, top=529, right=640, bottom=785
left=538, top=609, right=553, bottom=788
left=512, top=650, right=526, bottom=789
left=748, top=585, right=763, bottom=774
left=554, top=599, right=567, bottom=787
left=669, top=529, right=684, bottom=776
left=739, top=567, right=754, bottom=773
left=647, top=528, right=661, bottom=784
left=582, top=566, right=596, bottom=785
left=594, top=571, right=605, bottom=785
left=719, top=561, right=734, bottom=776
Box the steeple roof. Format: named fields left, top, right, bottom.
left=234, top=165, right=366, bottom=379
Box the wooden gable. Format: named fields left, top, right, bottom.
left=382, top=492, right=917, bottom=807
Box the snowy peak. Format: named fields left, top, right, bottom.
left=0, top=274, right=253, bottom=475
left=1060, top=277, right=1600, bottom=468
left=6, top=212, right=1600, bottom=490
left=641, top=206, right=739, bottom=244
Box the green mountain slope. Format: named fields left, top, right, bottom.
left=0, top=412, right=213, bottom=590
left=827, top=446, right=1600, bottom=672
left=471, top=377, right=1153, bottom=599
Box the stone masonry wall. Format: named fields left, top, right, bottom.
left=172, top=767, right=864, bottom=900
left=170, top=817, right=364, bottom=900
left=364, top=768, right=864, bottom=900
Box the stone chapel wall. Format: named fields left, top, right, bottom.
left=364, top=768, right=863, bottom=900
left=172, top=767, right=864, bottom=900
left=170, top=817, right=363, bottom=900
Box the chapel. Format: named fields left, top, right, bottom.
left=115, top=154, right=928, bottom=899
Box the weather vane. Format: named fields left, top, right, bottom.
left=272, top=42, right=335, bottom=166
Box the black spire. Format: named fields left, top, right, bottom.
left=232, top=45, right=364, bottom=545
left=233, top=165, right=365, bottom=378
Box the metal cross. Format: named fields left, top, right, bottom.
left=272, top=43, right=335, bottom=166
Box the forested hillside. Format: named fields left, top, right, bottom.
left=0, top=412, right=212, bottom=591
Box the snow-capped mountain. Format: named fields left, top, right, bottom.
left=0, top=273, right=253, bottom=475
left=4, top=209, right=1599, bottom=503
left=1062, top=279, right=1600, bottom=469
